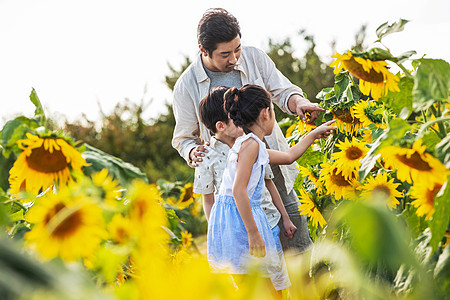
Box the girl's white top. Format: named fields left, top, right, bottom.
left=218, top=132, right=269, bottom=198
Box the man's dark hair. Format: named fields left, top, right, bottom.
left=197, top=8, right=241, bottom=56
left=199, top=86, right=230, bottom=134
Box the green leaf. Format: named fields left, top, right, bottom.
left=380, top=76, right=414, bottom=117
left=413, top=59, right=450, bottom=111
left=296, top=147, right=326, bottom=168
left=9, top=209, right=24, bottom=222
left=29, top=88, right=46, bottom=123
left=334, top=72, right=350, bottom=101
left=435, top=134, right=450, bottom=168
left=82, top=143, right=148, bottom=187
left=420, top=131, right=442, bottom=153
left=429, top=177, right=450, bottom=252
left=376, top=19, right=410, bottom=41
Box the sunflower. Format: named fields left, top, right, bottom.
left=298, top=166, right=324, bottom=194
left=91, top=168, right=122, bottom=206
left=107, top=214, right=134, bottom=244
left=180, top=231, right=194, bottom=248
left=297, top=189, right=326, bottom=228
left=319, top=162, right=359, bottom=200
left=380, top=140, right=449, bottom=185
left=8, top=133, right=89, bottom=197
left=333, top=108, right=363, bottom=135
left=331, top=138, right=369, bottom=180
left=359, top=172, right=403, bottom=210
left=126, top=180, right=163, bottom=225
left=168, top=183, right=198, bottom=210
left=330, top=51, right=400, bottom=100
left=24, top=187, right=106, bottom=261
left=352, top=100, right=390, bottom=129
left=410, top=181, right=443, bottom=220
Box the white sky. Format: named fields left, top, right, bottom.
left=1, top=0, right=449, bottom=126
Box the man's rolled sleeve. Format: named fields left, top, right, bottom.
left=171, top=84, right=200, bottom=164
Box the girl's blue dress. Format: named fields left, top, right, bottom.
left=207, top=133, right=290, bottom=291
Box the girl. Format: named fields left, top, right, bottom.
left=207, top=84, right=336, bottom=292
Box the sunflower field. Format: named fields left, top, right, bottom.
left=0, top=20, right=449, bottom=300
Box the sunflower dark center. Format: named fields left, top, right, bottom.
left=344, top=57, right=384, bottom=83
left=346, top=147, right=363, bottom=160
left=395, top=152, right=432, bottom=171
left=181, top=187, right=193, bottom=202
left=373, top=185, right=392, bottom=198
left=335, top=109, right=361, bottom=124
left=26, top=145, right=67, bottom=173
left=426, top=184, right=442, bottom=205
left=330, top=169, right=351, bottom=187
left=52, top=209, right=83, bottom=238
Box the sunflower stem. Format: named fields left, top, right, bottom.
left=429, top=105, right=447, bottom=138
left=395, top=62, right=414, bottom=80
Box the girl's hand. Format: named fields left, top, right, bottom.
left=283, top=218, right=298, bottom=239
left=313, top=119, right=337, bottom=139
left=248, top=232, right=266, bottom=257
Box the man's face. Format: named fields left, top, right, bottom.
left=200, top=36, right=241, bottom=72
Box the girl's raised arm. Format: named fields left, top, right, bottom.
left=268, top=119, right=336, bottom=165
left=232, top=138, right=266, bottom=258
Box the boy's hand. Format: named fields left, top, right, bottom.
left=283, top=218, right=298, bottom=239
left=313, top=119, right=337, bottom=139
left=248, top=232, right=266, bottom=257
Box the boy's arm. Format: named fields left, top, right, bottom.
left=264, top=179, right=297, bottom=239
left=233, top=139, right=266, bottom=258
left=202, top=193, right=215, bottom=221
left=268, top=119, right=336, bottom=165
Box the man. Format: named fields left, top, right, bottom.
left=171, top=8, right=323, bottom=253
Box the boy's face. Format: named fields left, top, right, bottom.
left=200, top=35, right=241, bottom=72
left=220, top=119, right=243, bottom=139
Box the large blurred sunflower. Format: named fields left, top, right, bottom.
left=331, top=137, right=369, bottom=180
left=320, top=162, right=359, bottom=200
left=25, top=187, right=106, bottom=261
left=297, top=189, right=326, bottom=228
left=352, top=100, right=390, bottom=129
left=330, top=51, right=400, bottom=100
left=359, top=172, right=403, bottom=210
left=9, top=133, right=89, bottom=196
left=380, top=140, right=449, bottom=185
left=410, top=181, right=443, bottom=220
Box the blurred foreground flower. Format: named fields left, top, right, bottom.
left=25, top=187, right=106, bottom=261
left=9, top=133, right=89, bottom=197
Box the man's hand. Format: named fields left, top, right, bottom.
left=288, top=94, right=324, bottom=123
left=189, top=143, right=209, bottom=167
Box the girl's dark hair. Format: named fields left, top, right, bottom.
left=197, top=8, right=241, bottom=56
left=199, top=86, right=229, bottom=134
left=224, top=85, right=272, bottom=134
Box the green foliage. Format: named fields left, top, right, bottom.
left=82, top=143, right=148, bottom=186
left=413, top=59, right=450, bottom=110
left=63, top=101, right=193, bottom=183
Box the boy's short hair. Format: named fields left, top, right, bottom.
left=199, top=86, right=229, bottom=134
